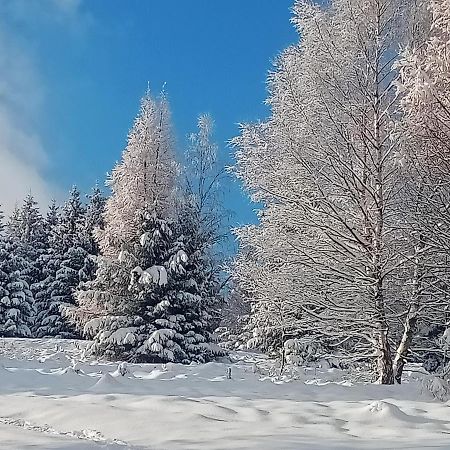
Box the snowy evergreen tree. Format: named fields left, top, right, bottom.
left=16, top=194, right=47, bottom=286
left=3, top=195, right=46, bottom=288
left=77, top=185, right=106, bottom=286
left=68, top=90, right=178, bottom=356
left=182, top=114, right=228, bottom=354
left=0, top=195, right=45, bottom=336
left=84, top=184, right=106, bottom=255
left=173, top=201, right=225, bottom=361
left=57, top=186, right=86, bottom=253
left=69, top=91, right=223, bottom=362
left=0, top=206, right=4, bottom=235
left=81, top=208, right=223, bottom=363
left=96, top=90, right=176, bottom=258
left=33, top=201, right=64, bottom=337
left=7, top=204, right=21, bottom=241
left=35, top=187, right=88, bottom=338
left=0, top=237, right=35, bottom=337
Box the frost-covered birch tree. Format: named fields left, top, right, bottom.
left=233, top=0, right=417, bottom=384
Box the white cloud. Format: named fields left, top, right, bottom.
left=0, top=0, right=85, bottom=215
left=4, top=0, right=86, bottom=28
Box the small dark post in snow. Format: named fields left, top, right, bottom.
left=227, top=367, right=232, bottom=379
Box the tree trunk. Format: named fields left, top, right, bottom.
left=376, top=322, right=394, bottom=384
left=393, top=240, right=423, bottom=384
left=393, top=310, right=418, bottom=384
left=374, top=278, right=394, bottom=384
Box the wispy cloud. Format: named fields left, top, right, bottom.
left=0, top=0, right=87, bottom=214
left=3, top=0, right=87, bottom=29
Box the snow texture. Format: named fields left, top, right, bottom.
left=0, top=338, right=449, bottom=449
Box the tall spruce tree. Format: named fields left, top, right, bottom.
left=18, top=194, right=47, bottom=286
left=77, top=185, right=106, bottom=286
left=33, top=200, right=64, bottom=337
left=0, top=206, right=4, bottom=235
left=48, top=187, right=87, bottom=337
left=68, top=90, right=177, bottom=357
left=69, top=90, right=223, bottom=362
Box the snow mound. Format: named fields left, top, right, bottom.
left=90, top=372, right=123, bottom=392
left=111, top=362, right=135, bottom=378
left=366, top=401, right=412, bottom=421
left=53, top=366, right=81, bottom=376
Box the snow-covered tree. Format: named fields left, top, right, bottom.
left=96, top=90, right=176, bottom=258
left=33, top=201, right=64, bottom=337
left=0, top=238, right=35, bottom=337
left=83, top=184, right=106, bottom=255
left=7, top=204, right=21, bottom=241
left=68, top=90, right=178, bottom=356
left=76, top=185, right=107, bottom=288
left=57, top=186, right=86, bottom=253
left=0, top=206, right=4, bottom=235
left=180, top=114, right=228, bottom=359
left=391, top=0, right=450, bottom=382
left=69, top=92, right=224, bottom=363
left=185, top=114, right=228, bottom=247
left=4, top=194, right=46, bottom=286
left=98, top=208, right=224, bottom=363
left=34, top=187, right=88, bottom=338
left=232, top=0, right=416, bottom=384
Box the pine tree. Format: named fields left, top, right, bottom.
left=82, top=207, right=224, bottom=363
left=0, top=238, right=35, bottom=337
left=0, top=206, right=5, bottom=235
left=33, top=201, right=64, bottom=337
left=0, top=195, right=46, bottom=336
left=7, top=204, right=21, bottom=241
left=58, top=186, right=86, bottom=253
left=84, top=184, right=106, bottom=255
left=17, top=194, right=47, bottom=286
left=35, top=187, right=88, bottom=337
left=77, top=185, right=106, bottom=286
left=68, top=90, right=226, bottom=362
left=68, top=90, right=178, bottom=357
left=172, top=200, right=224, bottom=362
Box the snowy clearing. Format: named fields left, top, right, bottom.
left=0, top=338, right=449, bottom=449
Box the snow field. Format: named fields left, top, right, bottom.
left=0, top=338, right=449, bottom=449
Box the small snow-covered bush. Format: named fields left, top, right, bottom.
left=283, top=337, right=326, bottom=366
left=422, top=376, right=450, bottom=402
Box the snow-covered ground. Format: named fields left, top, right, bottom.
left=0, top=339, right=449, bottom=449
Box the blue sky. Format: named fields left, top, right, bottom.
left=0, top=0, right=297, bottom=226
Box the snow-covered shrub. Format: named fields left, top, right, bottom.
left=422, top=376, right=450, bottom=402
